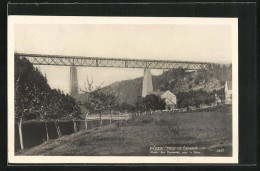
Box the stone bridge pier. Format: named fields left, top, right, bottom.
left=142, top=68, right=153, bottom=97
left=70, top=66, right=79, bottom=97
left=70, top=67, right=153, bottom=98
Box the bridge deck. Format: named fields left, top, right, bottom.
left=16, top=53, right=212, bottom=70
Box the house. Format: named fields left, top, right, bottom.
left=151, top=90, right=177, bottom=111
left=225, top=81, right=232, bottom=104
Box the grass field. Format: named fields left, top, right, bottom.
left=17, top=105, right=232, bottom=156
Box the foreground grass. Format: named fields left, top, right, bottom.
left=17, top=105, right=232, bottom=156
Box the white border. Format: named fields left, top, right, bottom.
left=8, top=16, right=238, bottom=164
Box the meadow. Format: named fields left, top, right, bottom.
left=17, top=105, right=232, bottom=156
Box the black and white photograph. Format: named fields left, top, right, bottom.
left=8, top=16, right=238, bottom=163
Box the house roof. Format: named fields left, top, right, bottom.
left=150, top=90, right=176, bottom=97
left=152, top=91, right=166, bottom=96
left=227, top=81, right=232, bottom=90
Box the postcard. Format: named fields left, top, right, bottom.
left=8, top=16, right=238, bottom=164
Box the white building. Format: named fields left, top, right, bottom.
left=151, top=90, right=177, bottom=110
left=225, top=81, right=232, bottom=104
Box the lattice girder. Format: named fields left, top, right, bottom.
left=16, top=53, right=212, bottom=70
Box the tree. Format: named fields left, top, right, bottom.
left=177, top=89, right=217, bottom=108
left=64, top=94, right=82, bottom=132
left=135, top=96, right=146, bottom=112
left=15, top=56, right=58, bottom=146
left=15, top=56, right=49, bottom=150
left=117, top=102, right=135, bottom=112
left=46, top=90, right=64, bottom=138
left=143, top=94, right=166, bottom=111
left=84, top=91, right=102, bottom=126
left=105, top=93, right=119, bottom=124
left=84, top=90, right=118, bottom=126
left=15, top=55, right=82, bottom=146
left=37, top=91, right=52, bottom=141
left=136, top=95, right=166, bottom=112
left=82, top=77, right=118, bottom=127
left=178, top=98, right=192, bottom=108
left=49, top=89, right=79, bottom=136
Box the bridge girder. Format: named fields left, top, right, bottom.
left=16, top=53, right=212, bottom=70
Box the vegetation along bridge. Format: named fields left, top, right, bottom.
left=16, top=53, right=213, bottom=97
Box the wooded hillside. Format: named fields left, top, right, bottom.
left=100, top=65, right=232, bottom=106
left=15, top=55, right=81, bottom=122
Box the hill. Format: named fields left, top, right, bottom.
left=97, top=64, right=232, bottom=106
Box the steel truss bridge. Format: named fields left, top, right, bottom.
left=17, top=53, right=212, bottom=70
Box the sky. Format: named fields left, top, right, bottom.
left=15, top=21, right=233, bottom=94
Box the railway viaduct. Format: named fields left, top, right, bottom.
left=16, top=53, right=213, bottom=97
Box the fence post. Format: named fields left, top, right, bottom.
left=99, top=113, right=102, bottom=127
left=85, top=113, right=88, bottom=130
left=110, top=110, right=112, bottom=124
left=73, top=118, right=77, bottom=133
left=45, top=122, right=49, bottom=141
left=18, top=118, right=24, bottom=150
